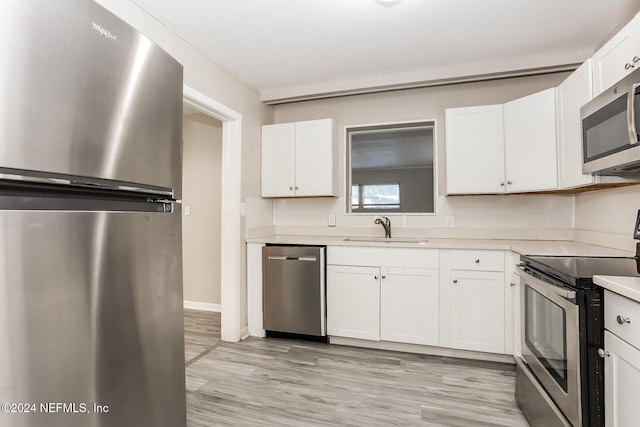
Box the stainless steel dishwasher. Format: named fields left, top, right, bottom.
left=263, top=245, right=326, bottom=338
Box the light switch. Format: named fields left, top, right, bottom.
left=185, top=206, right=191, bottom=216
left=328, top=213, right=336, bottom=227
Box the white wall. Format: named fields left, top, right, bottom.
left=273, top=74, right=575, bottom=236
left=182, top=113, right=222, bottom=306
left=574, top=185, right=640, bottom=251
left=95, top=0, right=275, bottom=328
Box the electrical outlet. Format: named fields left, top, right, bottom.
left=446, top=216, right=454, bottom=228
left=328, top=213, right=336, bottom=227
left=185, top=206, right=191, bottom=216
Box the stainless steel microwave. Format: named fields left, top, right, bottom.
left=582, top=67, right=640, bottom=174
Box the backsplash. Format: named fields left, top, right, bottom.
left=273, top=193, right=574, bottom=231
left=574, top=184, right=640, bottom=251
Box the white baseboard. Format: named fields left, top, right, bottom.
left=240, top=327, right=249, bottom=340
left=183, top=300, right=221, bottom=312
left=329, top=336, right=515, bottom=364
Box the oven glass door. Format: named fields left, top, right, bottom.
left=525, top=286, right=568, bottom=391
left=520, top=268, right=581, bottom=427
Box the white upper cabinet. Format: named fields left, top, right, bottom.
left=261, top=123, right=295, bottom=197
left=446, top=88, right=558, bottom=194
left=557, top=60, right=596, bottom=189
left=504, top=88, right=558, bottom=193
left=261, top=118, right=337, bottom=198
left=592, top=14, right=640, bottom=96
left=445, top=105, right=505, bottom=194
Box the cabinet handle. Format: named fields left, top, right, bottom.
left=634, top=56, right=640, bottom=64
left=625, top=62, right=634, bottom=70
left=452, top=279, right=458, bottom=284
left=510, top=282, right=516, bottom=287
left=381, top=275, right=386, bottom=279
left=475, top=259, right=480, bottom=263
left=295, top=186, right=299, bottom=190
left=374, top=275, right=379, bottom=280
left=500, top=182, right=505, bottom=186
left=507, top=180, right=513, bottom=185
left=617, top=315, right=631, bottom=325
left=597, top=348, right=610, bottom=358
left=289, top=186, right=293, bottom=191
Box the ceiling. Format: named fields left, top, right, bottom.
left=138, top=0, right=640, bottom=103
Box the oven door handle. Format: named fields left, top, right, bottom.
left=517, top=265, right=577, bottom=303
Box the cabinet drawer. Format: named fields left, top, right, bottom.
left=327, top=246, right=438, bottom=269
left=450, top=250, right=504, bottom=272
left=605, top=290, right=640, bottom=350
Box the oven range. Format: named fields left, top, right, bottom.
left=515, top=255, right=640, bottom=427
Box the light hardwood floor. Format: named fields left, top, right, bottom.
left=183, top=311, right=529, bottom=426
left=184, top=309, right=221, bottom=366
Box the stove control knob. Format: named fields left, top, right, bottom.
left=597, top=348, right=610, bottom=358
left=617, top=315, right=631, bottom=325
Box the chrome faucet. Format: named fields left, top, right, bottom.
left=374, top=216, right=392, bottom=238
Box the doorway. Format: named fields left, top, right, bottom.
left=182, top=109, right=223, bottom=311
left=182, top=85, right=242, bottom=343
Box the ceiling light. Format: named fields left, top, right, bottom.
left=375, top=0, right=403, bottom=8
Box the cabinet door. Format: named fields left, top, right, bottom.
left=380, top=267, right=439, bottom=346
left=504, top=88, right=558, bottom=193
left=327, top=265, right=380, bottom=340
left=261, top=123, right=295, bottom=197
left=557, top=61, right=595, bottom=189
left=445, top=105, right=505, bottom=194
left=449, top=270, right=505, bottom=354
left=604, top=331, right=640, bottom=427
left=592, top=15, right=640, bottom=96
left=294, top=119, right=336, bottom=197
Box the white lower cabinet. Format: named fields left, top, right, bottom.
left=327, top=265, right=380, bottom=341
left=449, top=270, right=505, bottom=354
left=604, top=330, right=640, bottom=427
left=445, top=249, right=507, bottom=354
left=381, top=267, right=439, bottom=346
left=326, top=247, right=439, bottom=345
left=324, top=247, right=511, bottom=357
left=603, top=289, right=640, bottom=427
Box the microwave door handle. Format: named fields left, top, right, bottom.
left=628, top=83, right=640, bottom=143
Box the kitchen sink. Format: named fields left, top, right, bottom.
left=343, top=237, right=429, bottom=244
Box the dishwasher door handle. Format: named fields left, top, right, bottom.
left=267, top=255, right=318, bottom=261
left=267, top=255, right=288, bottom=260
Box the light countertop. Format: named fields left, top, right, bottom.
left=594, top=276, right=640, bottom=303
left=246, top=235, right=634, bottom=257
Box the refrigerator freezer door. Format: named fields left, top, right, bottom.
left=0, top=0, right=183, bottom=196
left=0, top=209, right=185, bottom=427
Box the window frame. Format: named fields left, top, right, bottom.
left=345, top=120, right=438, bottom=216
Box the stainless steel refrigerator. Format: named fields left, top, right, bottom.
left=0, top=1, right=186, bottom=426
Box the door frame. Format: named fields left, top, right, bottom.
left=183, top=85, right=242, bottom=343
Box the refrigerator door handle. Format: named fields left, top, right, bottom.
left=0, top=167, right=173, bottom=197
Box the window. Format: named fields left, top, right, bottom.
left=347, top=121, right=435, bottom=214
left=351, top=184, right=400, bottom=210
